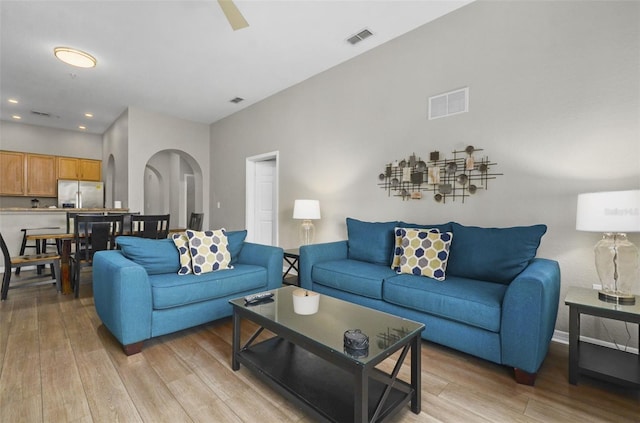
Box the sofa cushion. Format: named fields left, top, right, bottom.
left=226, top=230, right=247, bottom=265
left=115, top=236, right=179, bottom=275
left=187, top=229, right=233, bottom=275
left=312, top=259, right=397, bottom=300
left=171, top=232, right=193, bottom=275
left=346, top=217, right=398, bottom=266
left=383, top=274, right=508, bottom=332
left=397, top=229, right=453, bottom=281
left=150, top=264, right=267, bottom=309
left=446, top=222, right=547, bottom=284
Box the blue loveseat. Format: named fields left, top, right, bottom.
left=93, top=231, right=283, bottom=355
left=299, top=218, right=560, bottom=385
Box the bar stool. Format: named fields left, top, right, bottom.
left=15, top=227, right=60, bottom=275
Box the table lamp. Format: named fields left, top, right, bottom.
left=576, top=190, right=640, bottom=305
left=293, top=199, right=321, bottom=245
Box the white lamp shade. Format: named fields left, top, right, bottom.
left=293, top=199, right=321, bottom=220
left=576, top=190, right=640, bottom=232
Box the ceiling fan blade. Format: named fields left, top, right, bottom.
left=217, top=0, right=249, bottom=31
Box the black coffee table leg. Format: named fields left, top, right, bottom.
left=411, top=334, right=421, bottom=413
left=232, top=309, right=241, bottom=371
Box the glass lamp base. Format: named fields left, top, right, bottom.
left=299, top=220, right=315, bottom=245
left=598, top=290, right=636, bottom=305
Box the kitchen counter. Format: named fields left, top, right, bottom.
left=1, top=207, right=129, bottom=212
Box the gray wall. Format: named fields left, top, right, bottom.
left=209, top=1, right=640, bottom=345
left=102, top=109, right=129, bottom=208
left=0, top=120, right=103, bottom=158
left=127, top=107, right=210, bottom=229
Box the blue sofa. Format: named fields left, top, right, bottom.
left=93, top=231, right=283, bottom=355
left=300, top=219, right=560, bottom=385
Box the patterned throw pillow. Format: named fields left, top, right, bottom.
left=171, top=232, right=192, bottom=275
left=397, top=229, right=453, bottom=281
left=186, top=229, right=233, bottom=275
left=391, top=227, right=440, bottom=271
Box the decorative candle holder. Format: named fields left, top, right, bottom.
left=292, top=288, right=320, bottom=315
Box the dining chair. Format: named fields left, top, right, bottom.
left=71, top=214, right=124, bottom=298
left=131, top=214, right=170, bottom=239
left=188, top=212, right=204, bottom=231
left=1, top=232, right=61, bottom=301
left=107, top=211, right=140, bottom=234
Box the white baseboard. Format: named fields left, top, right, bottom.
left=552, top=329, right=639, bottom=354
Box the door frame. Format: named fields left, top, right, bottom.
left=245, top=151, right=279, bottom=245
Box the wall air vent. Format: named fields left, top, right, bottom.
left=230, top=97, right=244, bottom=104
left=347, top=29, right=373, bottom=45
left=428, top=87, right=469, bottom=120
left=31, top=110, right=51, bottom=117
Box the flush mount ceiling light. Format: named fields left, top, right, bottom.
left=54, top=47, right=97, bottom=68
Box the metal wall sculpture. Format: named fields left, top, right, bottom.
left=378, top=146, right=501, bottom=203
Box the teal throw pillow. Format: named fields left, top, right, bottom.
left=346, top=218, right=399, bottom=266
left=446, top=222, right=547, bottom=284
left=226, top=230, right=248, bottom=265
left=116, top=236, right=180, bottom=275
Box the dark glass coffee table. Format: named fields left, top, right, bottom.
left=230, top=286, right=424, bottom=423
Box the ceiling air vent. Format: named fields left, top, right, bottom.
left=230, top=97, right=244, bottom=104
left=31, top=110, right=51, bottom=117
left=347, top=29, right=373, bottom=45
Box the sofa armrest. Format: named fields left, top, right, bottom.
left=501, top=258, right=561, bottom=374
left=299, top=241, right=348, bottom=290
left=237, top=242, right=284, bottom=291
left=93, top=250, right=153, bottom=346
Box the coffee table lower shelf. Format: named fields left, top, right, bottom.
left=236, top=336, right=413, bottom=423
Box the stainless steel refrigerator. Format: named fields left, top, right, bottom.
left=57, top=180, right=104, bottom=208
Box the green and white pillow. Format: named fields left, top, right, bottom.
left=186, top=229, right=233, bottom=275
left=397, top=228, right=453, bottom=281
left=171, top=232, right=192, bottom=275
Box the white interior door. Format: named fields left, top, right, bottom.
left=246, top=152, right=279, bottom=245
left=254, top=159, right=276, bottom=245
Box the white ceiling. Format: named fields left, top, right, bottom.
left=1, top=0, right=472, bottom=135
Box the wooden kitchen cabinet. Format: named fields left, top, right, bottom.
left=26, top=153, right=57, bottom=197
left=0, top=151, right=25, bottom=195
left=79, top=159, right=101, bottom=181
left=57, top=157, right=101, bottom=181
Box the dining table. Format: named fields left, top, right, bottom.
left=27, top=228, right=188, bottom=295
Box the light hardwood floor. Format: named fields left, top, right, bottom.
left=1, top=270, right=638, bottom=423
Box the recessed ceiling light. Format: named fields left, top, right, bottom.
left=84, top=113, right=93, bottom=118
left=78, top=125, right=87, bottom=130
left=54, top=47, right=97, bottom=68
left=12, top=115, right=22, bottom=120
left=8, top=98, right=18, bottom=104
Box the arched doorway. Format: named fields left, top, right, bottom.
left=145, top=150, right=203, bottom=228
